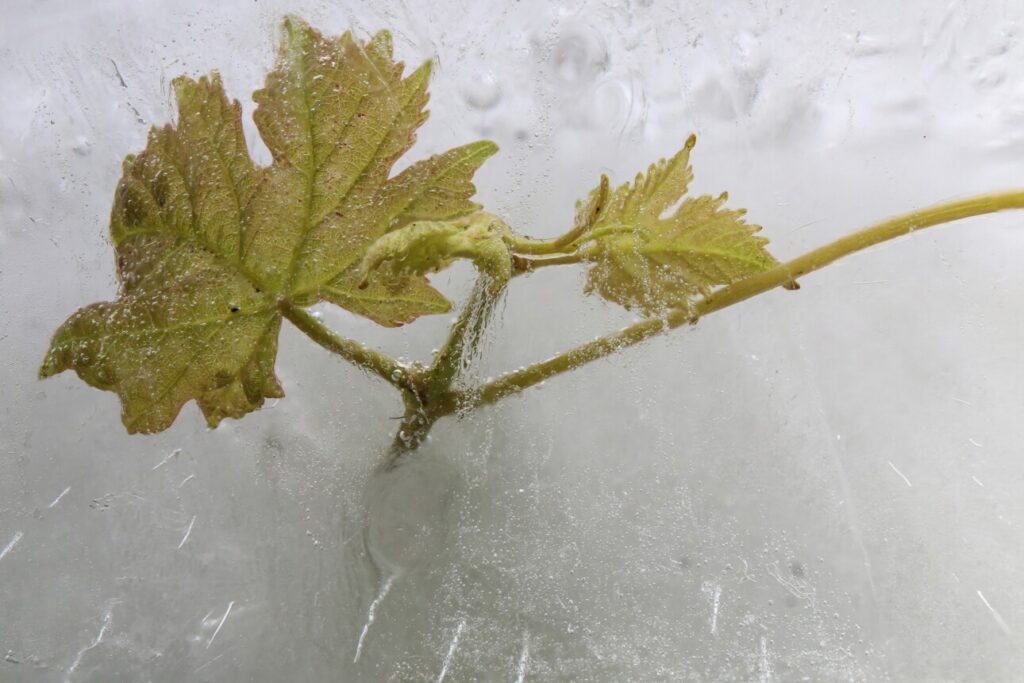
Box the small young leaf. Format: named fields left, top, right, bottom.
left=359, top=221, right=464, bottom=284
left=359, top=215, right=513, bottom=295
left=580, top=136, right=778, bottom=316
left=40, top=18, right=495, bottom=433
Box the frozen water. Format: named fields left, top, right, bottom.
left=3, top=0, right=1024, bottom=680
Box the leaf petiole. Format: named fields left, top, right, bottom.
left=504, top=175, right=612, bottom=256
left=512, top=252, right=587, bottom=274
left=278, top=302, right=413, bottom=394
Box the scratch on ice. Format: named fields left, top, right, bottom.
left=65, top=608, right=112, bottom=682
left=758, top=636, right=773, bottom=683
left=436, top=620, right=465, bottom=683
left=207, top=601, right=235, bottom=648
left=177, top=516, right=196, bottom=549
left=887, top=461, right=912, bottom=487
left=515, top=631, right=530, bottom=683
left=0, top=531, right=23, bottom=562
left=354, top=574, right=396, bottom=663
left=977, top=591, right=1013, bottom=636
left=709, top=584, right=721, bottom=635
left=702, top=581, right=722, bottom=635
left=152, top=448, right=181, bottom=471
left=48, top=486, right=71, bottom=508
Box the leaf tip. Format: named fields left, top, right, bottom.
left=479, top=139, right=500, bottom=156
left=280, top=14, right=311, bottom=35
left=370, top=28, right=394, bottom=58
left=278, top=14, right=316, bottom=57
left=38, top=328, right=73, bottom=381
left=203, top=411, right=225, bottom=430
left=684, top=133, right=697, bottom=151
left=409, top=60, right=434, bottom=91
left=38, top=356, right=59, bottom=381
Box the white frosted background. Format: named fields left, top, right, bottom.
left=2, top=0, right=1024, bottom=680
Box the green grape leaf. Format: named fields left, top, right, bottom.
left=40, top=17, right=495, bottom=433
left=580, top=135, right=779, bottom=316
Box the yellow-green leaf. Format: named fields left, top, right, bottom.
left=40, top=18, right=495, bottom=433
left=321, top=270, right=452, bottom=328
left=319, top=140, right=498, bottom=317
left=40, top=234, right=282, bottom=434
left=245, top=18, right=496, bottom=309
left=580, top=135, right=778, bottom=316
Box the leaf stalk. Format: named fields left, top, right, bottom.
left=279, top=302, right=413, bottom=394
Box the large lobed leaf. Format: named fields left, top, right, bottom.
left=579, top=135, right=779, bottom=316
left=41, top=17, right=496, bottom=433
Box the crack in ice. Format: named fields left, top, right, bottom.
left=758, top=636, right=773, bottom=683
left=207, top=601, right=235, bottom=648
left=702, top=581, right=722, bottom=635
left=887, top=461, right=913, bottom=487
left=48, top=486, right=71, bottom=509
left=152, top=448, right=181, bottom=471
left=0, top=532, right=23, bottom=563
left=177, top=516, right=196, bottom=549
left=65, top=608, right=112, bottom=682
left=515, top=631, right=530, bottom=683
left=977, top=590, right=1013, bottom=636
left=354, top=574, right=396, bottom=663
left=436, top=619, right=465, bottom=683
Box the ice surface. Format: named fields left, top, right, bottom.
left=3, top=0, right=1024, bottom=680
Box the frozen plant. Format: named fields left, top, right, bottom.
left=40, top=17, right=1024, bottom=462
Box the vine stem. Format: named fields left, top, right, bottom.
left=445, top=189, right=1024, bottom=414
left=506, top=174, right=611, bottom=255
left=513, top=252, right=585, bottom=273
left=279, top=302, right=410, bottom=393
left=423, top=276, right=500, bottom=403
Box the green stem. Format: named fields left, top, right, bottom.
left=507, top=234, right=572, bottom=255
left=570, top=224, right=642, bottom=245
left=451, top=189, right=1024, bottom=413
left=513, top=252, right=585, bottom=274
left=279, top=302, right=410, bottom=393
left=423, top=276, right=496, bottom=403
left=506, top=176, right=610, bottom=255
left=379, top=276, right=502, bottom=459
left=507, top=221, right=596, bottom=256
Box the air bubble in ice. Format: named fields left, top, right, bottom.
left=550, top=30, right=607, bottom=86
left=71, top=136, right=92, bottom=157
left=462, top=72, right=502, bottom=110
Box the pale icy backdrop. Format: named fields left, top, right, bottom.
left=2, top=0, right=1024, bottom=681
